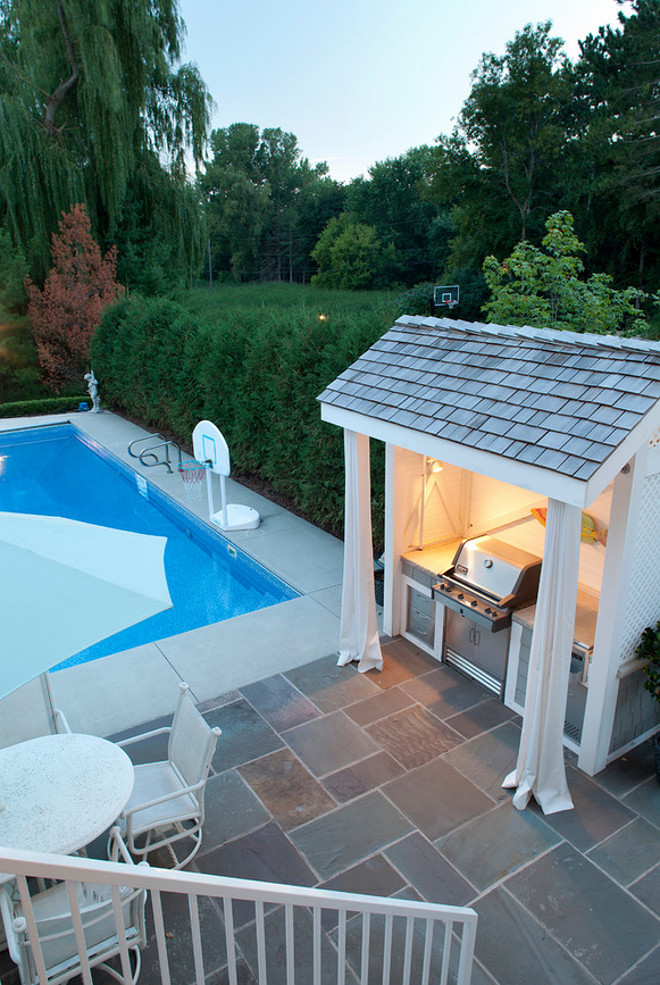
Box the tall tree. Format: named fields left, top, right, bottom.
left=570, top=0, right=660, bottom=292
left=0, top=0, right=212, bottom=282
left=346, top=147, right=447, bottom=285
left=456, top=22, right=570, bottom=243
left=201, top=123, right=344, bottom=282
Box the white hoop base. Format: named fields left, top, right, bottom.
left=211, top=503, right=261, bottom=531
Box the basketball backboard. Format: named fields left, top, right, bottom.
left=433, top=285, right=459, bottom=309
left=192, top=420, right=230, bottom=476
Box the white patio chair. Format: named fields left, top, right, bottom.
left=0, top=828, right=148, bottom=985
left=114, top=683, right=221, bottom=869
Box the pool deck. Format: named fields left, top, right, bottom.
left=0, top=410, right=349, bottom=740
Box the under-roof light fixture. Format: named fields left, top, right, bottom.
left=426, top=458, right=443, bottom=475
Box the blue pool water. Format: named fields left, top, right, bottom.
left=0, top=424, right=298, bottom=668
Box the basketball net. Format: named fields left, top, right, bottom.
left=178, top=460, right=207, bottom=503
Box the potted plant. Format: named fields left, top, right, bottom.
left=635, top=619, right=660, bottom=782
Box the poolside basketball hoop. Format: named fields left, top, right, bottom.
left=191, top=420, right=260, bottom=531
left=178, top=460, right=207, bottom=504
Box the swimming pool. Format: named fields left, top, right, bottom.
left=0, top=423, right=299, bottom=669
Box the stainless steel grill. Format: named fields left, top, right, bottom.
left=433, top=536, right=542, bottom=697
left=432, top=536, right=542, bottom=632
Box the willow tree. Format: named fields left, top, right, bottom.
left=0, top=0, right=212, bottom=283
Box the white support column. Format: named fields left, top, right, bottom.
left=383, top=443, right=407, bottom=638
left=337, top=429, right=383, bottom=673
left=578, top=448, right=648, bottom=775
left=503, top=498, right=581, bottom=814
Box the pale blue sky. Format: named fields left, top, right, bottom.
left=177, top=0, right=629, bottom=182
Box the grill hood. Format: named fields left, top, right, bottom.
left=450, top=536, right=541, bottom=604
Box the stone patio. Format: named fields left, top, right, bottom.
left=22, top=638, right=655, bottom=985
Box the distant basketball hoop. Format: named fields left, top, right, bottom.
left=433, top=285, right=459, bottom=310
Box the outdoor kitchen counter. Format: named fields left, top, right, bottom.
left=513, top=585, right=600, bottom=652
left=402, top=539, right=463, bottom=583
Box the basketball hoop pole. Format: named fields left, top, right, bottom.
left=201, top=457, right=229, bottom=527
left=205, top=463, right=214, bottom=517
left=219, top=473, right=228, bottom=528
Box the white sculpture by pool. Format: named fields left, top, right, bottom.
left=84, top=370, right=101, bottom=413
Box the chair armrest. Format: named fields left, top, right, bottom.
left=108, top=826, right=135, bottom=865
left=122, top=777, right=206, bottom=818
left=116, top=725, right=171, bottom=749
left=54, top=709, right=72, bottom=734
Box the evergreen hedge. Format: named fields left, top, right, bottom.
left=0, top=395, right=88, bottom=418
left=91, top=294, right=395, bottom=538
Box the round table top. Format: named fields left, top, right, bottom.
left=0, top=733, right=134, bottom=861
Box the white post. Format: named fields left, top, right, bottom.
left=578, top=449, right=648, bottom=775
left=337, top=429, right=382, bottom=672
left=219, top=474, right=228, bottom=528
left=383, top=444, right=407, bottom=639
left=205, top=467, right=215, bottom=518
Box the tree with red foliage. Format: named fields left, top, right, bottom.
left=25, top=204, right=124, bottom=391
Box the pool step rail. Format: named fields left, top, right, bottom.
left=128, top=433, right=182, bottom=474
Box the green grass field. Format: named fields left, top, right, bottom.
left=176, top=282, right=397, bottom=322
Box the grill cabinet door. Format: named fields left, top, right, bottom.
left=443, top=609, right=510, bottom=696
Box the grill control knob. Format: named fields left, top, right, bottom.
left=457, top=592, right=464, bottom=600
left=484, top=607, right=492, bottom=614
left=471, top=600, right=478, bottom=607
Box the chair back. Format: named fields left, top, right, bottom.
left=168, top=686, right=220, bottom=790
left=1, top=831, right=147, bottom=985
left=25, top=884, right=145, bottom=985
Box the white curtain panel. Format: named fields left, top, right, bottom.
left=337, top=429, right=383, bottom=673
left=503, top=498, right=582, bottom=814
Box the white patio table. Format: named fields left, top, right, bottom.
left=0, top=733, right=134, bottom=882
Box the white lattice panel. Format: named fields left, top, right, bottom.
left=620, top=472, right=660, bottom=660
left=647, top=429, right=660, bottom=476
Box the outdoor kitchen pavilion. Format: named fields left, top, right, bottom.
left=318, top=315, right=660, bottom=813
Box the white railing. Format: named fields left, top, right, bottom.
left=0, top=847, right=477, bottom=985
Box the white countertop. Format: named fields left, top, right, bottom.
left=513, top=585, right=600, bottom=651
left=402, top=539, right=462, bottom=580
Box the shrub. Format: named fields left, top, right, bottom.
left=91, top=288, right=393, bottom=539
left=0, top=395, right=88, bottom=418
left=394, top=282, right=435, bottom=316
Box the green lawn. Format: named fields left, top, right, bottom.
left=176, top=282, right=396, bottom=322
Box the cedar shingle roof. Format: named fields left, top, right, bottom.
left=317, top=317, right=660, bottom=481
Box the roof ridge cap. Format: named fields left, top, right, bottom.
left=392, top=316, right=660, bottom=352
